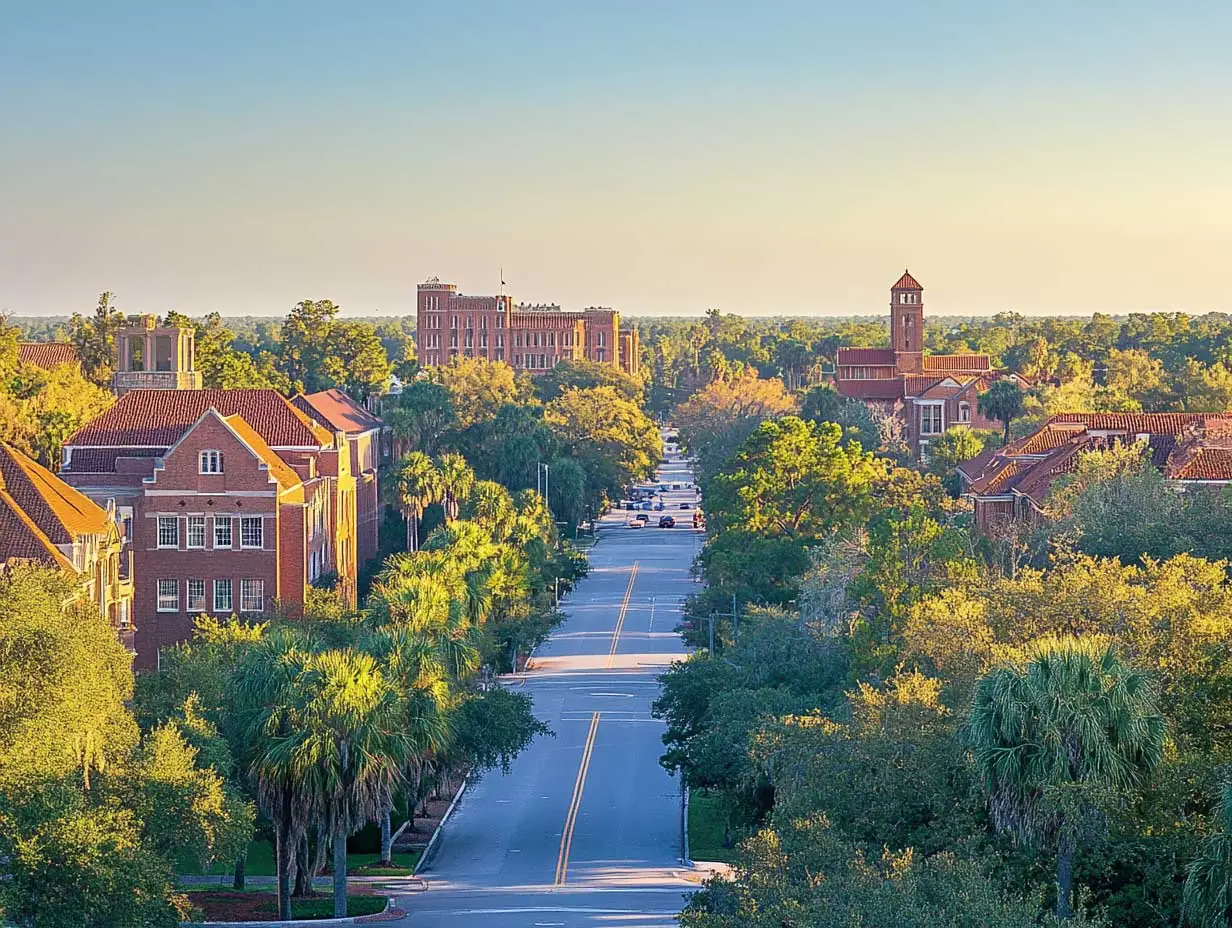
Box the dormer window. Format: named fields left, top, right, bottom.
left=199, top=450, right=223, bottom=474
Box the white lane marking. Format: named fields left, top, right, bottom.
left=588, top=692, right=635, bottom=697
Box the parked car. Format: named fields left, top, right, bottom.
left=654, top=502, right=665, bottom=510
left=640, top=500, right=654, bottom=511
left=627, top=518, right=645, bottom=529
left=680, top=503, right=691, bottom=509
left=658, top=516, right=676, bottom=528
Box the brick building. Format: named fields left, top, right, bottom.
left=835, top=271, right=1026, bottom=461
left=0, top=443, right=134, bottom=649
left=415, top=278, right=640, bottom=375
left=293, top=388, right=386, bottom=570
left=959, top=413, right=1232, bottom=535
left=61, top=389, right=358, bottom=668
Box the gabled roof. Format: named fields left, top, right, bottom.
left=836, top=377, right=906, bottom=400
left=0, top=443, right=110, bottom=543
left=892, top=270, right=923, bottom=291
left=0, top=492, right=75, bottom=571
left=66, top=389, right=332, bottom=453
left=923, top=354, right=992, bottom=373
left=218, top=415, right=304, bottom=492
left=294, top=389, right=382, bottom=435
left=837, top=347, right=896, bottom=366
left=18, top=343, right=80, bottom=370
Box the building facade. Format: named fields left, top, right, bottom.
left=835, top=271, right=1024, bottom=460
left=61, top=389, right=358, bottom=668
left=415, top=278, right=639, bottom=375
left=0, top=443, right=133, bottom=650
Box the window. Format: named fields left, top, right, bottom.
left=156, top=579, right=178, bottom=612
left=496, top=315, right=504, bottom=329
left=539, top=354, right=547, bottom=368
left=186, top=516, right=206, bottom=548
left=214, top=517, right=233, bottom=549
left=919, top=441, right=930, bottom=465
left=450, top=315, right=458, bottom=329
left=958, top=402, right=971, bottom=423
left=597, top=332, right=606, bottom=347
left=186, top=578, right=206, bottom=612
left=920, top=404, right=943, bottom=435
left=157, top=517, right=179, bottom=548
left=480, top=315, right=487, bottom=330
left=117, top=506, right=134, bottom=542
left=199, top=450, right=223, bottom=474
left=240, top=517, right=264, bottom=549
left=900, top=292, right=918, bottom=304
left=213, top=578, right=233, bottom=613
left=240, top=579, right=264, bottom=613
left=496, top=334, right=504, bottom=347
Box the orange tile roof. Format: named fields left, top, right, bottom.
left=0, top=443, right=110, bottom=543
left=1015, top=423, right=1088, bottom=455
left=923, top=354, right=992, bottom=373
left=295, top=389, right=382, bottom=435
left=1046, top=413, right=1224, bottom=434
left=18, top=342, right=80, bottom=370
left=218, top=415, right=304, bottom=492
left=0, top=491, right=75, bottom=571
left=1168, top=448, right=1232, bottom=480
left=67, top=389, right=331, bottom=452
left=892, top=270, right=923, bottom=291
left=903, top=375, right=945, bottom=396
left=837, top=347, right=896, bottom=365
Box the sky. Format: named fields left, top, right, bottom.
left=3, top=1, right=1232, bottom=318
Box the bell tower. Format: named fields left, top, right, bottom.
left=890, top=269, right=924, bottom=374
left=112, top=315, right=203, bottom=395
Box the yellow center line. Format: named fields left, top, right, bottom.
left=606, top=562, right=639, bottom=669
left=555, top=710, right=600, bottom=885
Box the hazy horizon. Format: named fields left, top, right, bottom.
left=5, top=2, right=1232, bottom=318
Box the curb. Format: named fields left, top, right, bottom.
left=182, top=896, right=402, bottom=927
left=680, top=783, right=692, bottom=867
left=411, top=774, right=471, bottom=877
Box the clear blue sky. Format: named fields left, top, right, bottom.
left=3, top=1, right=1232, bottom=317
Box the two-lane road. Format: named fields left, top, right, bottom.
left=397, top=453, right=700, bottom=927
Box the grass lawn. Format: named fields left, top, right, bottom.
left=688, top=791, right=740, bottom=864
left=185, top=889, right=386, bottom=921
left=180, top=841, right=421, bottom=878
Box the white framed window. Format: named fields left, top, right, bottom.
left=919, top=440, right=931, bottom=465
left=186, top=515, right=206, bottom=548
left=920, top=404, right=944, bottom=436
left=186, top=578, right=206, bottom=612
left=900, top=292, right=918, bottom=304
left=117, top=506, right=134, bottom=542
left=157, top=517, right=179, bottom=548
left=213, top=578, right=233, bottom=613
left=199, top=450, right=223, bottom=474
left=156, top=579, right=178, bottom=612
left=958, top=401, right=971, bottom=423
left=240, top=579, right=264, bottom=613
left=240, top=517, right=264, bottom=549
left=214, top=516, right=232, bottom=549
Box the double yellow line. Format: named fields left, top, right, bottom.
left=555, top=711, right=600, bottom=885
left=606, top=562, right=639, bottom=669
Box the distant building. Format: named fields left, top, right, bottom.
left=415, top=278, right=640, bottom=376
left=112, top=315, right=203, bottom=394
left=960, top=413, right=1232, bottom=535
left=18, top=342, right=81, bottom=372
left=835, top=271, right=1026, bottom=460
left=293, top=388, right=386, bottom=570
left=0, top=442, right=133, bottom=649
left=61, top=389, right=359, bottom=668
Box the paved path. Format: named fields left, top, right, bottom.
left=390, top=450, right=701, bottom=927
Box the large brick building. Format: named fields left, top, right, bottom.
left=835, top=271, right=1025, bottom=461
left=415, top=278, right=640, bottom=376
left=0, top=442, right=134, bottom=649
left=61, top=387, right=359, bottom=668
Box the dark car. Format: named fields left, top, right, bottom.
left=658, top=515, right=676, bottom=528
left=680, top=503, right=691, bottom=509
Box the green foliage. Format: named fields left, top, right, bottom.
left=800, top=383, right=880, bottom=449
left=67, top=291, right=125, bottom=386
left=278, top=299, right=391, bottom=398
left=534, top=356, right=644, bottom=404
left=979, top=379, right=1026, bottom=445
left=926, top=426, right=987, bottom=495
left=672, top=372, right=797, bottom=483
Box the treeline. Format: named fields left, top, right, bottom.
left=662, top=400, right=1232, bottom=926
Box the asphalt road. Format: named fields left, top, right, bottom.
left=393, top=452, right=702, bottom=927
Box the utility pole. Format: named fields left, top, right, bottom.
left=708, top=612, right=715, bottom=656
left=732, top=593, right=738, bottom=643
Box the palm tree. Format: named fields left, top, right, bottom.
left=967, top=636, right=1164, bottom=919
left=273, top=649, right=412, bottom=918
left=1183, top=781, right=1232, bottom=927
left=436, top=452, right=475, bottom=522
left=978, top=379, right=1025, bottom=447
left=388, top=452, right=442, bottom=552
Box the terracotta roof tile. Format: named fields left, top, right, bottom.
left=294, top=389, right=382, bottom=435
left=837, top=347, right=896, bottom=365
left=923, top=354, right=992, bottom=373
left=1016, top=423, right=1088, bottom=455
left=0, top=443, right=110, bottom=543
left=0, top=491, right=74, bottom=570
left=63, top=448, right=162, bottom=474
left=66, top=389, right=331, bottom=452
left=18, top=343, right=80, bottom=370
left=903, top=375, right=945, bottom=396
left=1045, top=413, right=1224, bottom=434
left=892, top=270, right=923, bottom=291
left=1169, top=448, right=1232, bottom=480
left=836, top=377, right=905, bottom=400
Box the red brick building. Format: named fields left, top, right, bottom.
left=835, top=271, right=1026, bottom=461
left=415, top=278, right=639, bottom=375
left=293, top=389, right=385, bottom=570
left=60, top=389, right=358, bottom=668
left=960, top=413, right=1232, bottom=535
